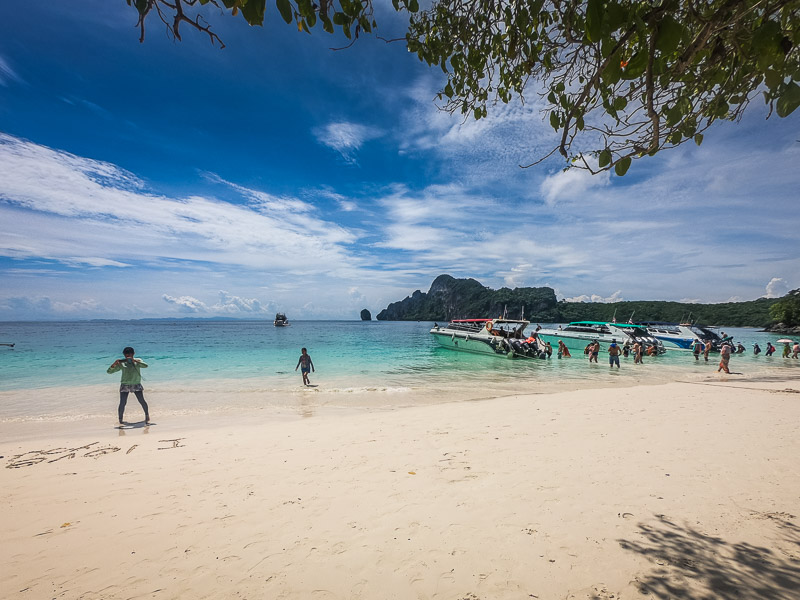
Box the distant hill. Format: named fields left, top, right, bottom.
left=376, top=274, right=778, bottom=327
left=377, top=274, right=560, bottom=322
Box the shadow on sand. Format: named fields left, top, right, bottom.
left=618, top=514, right=800, bottom=599
left=115, top=421, right=154, bottom=430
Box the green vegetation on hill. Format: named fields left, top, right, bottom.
left=557, top=298, right=775, bottom=327
left=769, top=289, right=800, bottom=327
left=376, top=274, right=781, bottom=327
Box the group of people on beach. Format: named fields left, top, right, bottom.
left=107, top=337, right=798, bottom=424
left=580, top=338, right=653, bottom=367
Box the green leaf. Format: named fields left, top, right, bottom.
left=297, top=0, right=313, bottom=18
left=276, top=0, right=292, bottom=24
left=776, top=81, right=800, bottom=117
left=598, top=149, right=611, bottom=168
left=604, top=1, right=625, bottom=33
left=621, top=51, right=647, bottom=80
left=694, top=134, right=704, bottom=146
left=764, top=69, right=782, bottom=90
left=602, top=57, right=622, bottom=85
left=242, top=0, right=266, bottom=25
left=614, top=156, right=631, bottom=176
left=655, top=17, right=683, bottom=55
left=409, top=0, right=419, bottom=12
left=549, top=111, right=560, bottom=130
left=586, top=0, right=603, bottom=43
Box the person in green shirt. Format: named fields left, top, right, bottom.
left=107, top=346, right=150, bottom=425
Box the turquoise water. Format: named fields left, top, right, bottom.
left=0, top=321, right=798, bottom=421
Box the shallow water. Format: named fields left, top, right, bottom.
left=0, top=320, right=797, bottom=421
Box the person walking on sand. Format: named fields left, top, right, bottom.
left=718, top=343, right=732, bottom=374
left=608, top=339, right=621, bottom=369
left=107, top=346, right=150, bottom=425
left=295, top=347, right=315, bottom=385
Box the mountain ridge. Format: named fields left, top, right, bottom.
left=376, top=274, right=777, bottom=327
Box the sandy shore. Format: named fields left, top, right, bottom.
left=2, top=378, right=800, bottom=599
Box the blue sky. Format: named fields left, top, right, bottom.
left=0, top=2, right=798, bottom=320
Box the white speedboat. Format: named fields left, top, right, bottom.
left=635, top=322, right=725, bottom=351
left=273, top=313, right=289, bottom=327
left=536, top=321, right=666, bottom=354
left=430, top=318, right=546, bottom=359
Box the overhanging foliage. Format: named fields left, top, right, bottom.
left=126, top=0, right=800, bottom=175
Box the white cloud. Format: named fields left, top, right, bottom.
left=564, top=291, right=624, bottom=303
left=0, top=55, right=21, bottom=86
left=540, top=166, right=611, bottom=205
left=313, top=121, right=382, bottom=164
left=212, top=290, right=271, bottom=313
left=0, top=134, right=360, bottom=276
left=764, top=277, right=790, bottom=298
left=0, top=295, right=102, bottom=317
left=162, top=294, right=208, bottom=312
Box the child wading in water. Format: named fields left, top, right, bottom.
left=295, top=347, right=315, bottom=385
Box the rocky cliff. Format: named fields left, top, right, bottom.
left=376, top=274, right=560, bottom=321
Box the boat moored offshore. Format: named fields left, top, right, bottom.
left=430, top=318, right=547, bottom=359
left=636, top=322, right=726, bottom=351
left=273, top=313, right=289, bottom=327
left=536, top=321, right=666, bottom=355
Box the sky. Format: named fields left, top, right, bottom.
left=0, top=2, right=798, bottom=320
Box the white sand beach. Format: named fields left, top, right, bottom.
left=2, top=377, right=799, bottom=599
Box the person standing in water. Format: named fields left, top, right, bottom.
left=295, top=347, right=315, bottom=385
left=693, top=341, right=702, bottom=361
left=718, top=343, right=732, bottom=374
left=703, top=339, right=711, bottom=361
left=107, top=346, right=150, bottom=425
left=608, top=339, right=621, bottom=369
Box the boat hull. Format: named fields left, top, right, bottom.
left=431, top=330, right=513, bottom=357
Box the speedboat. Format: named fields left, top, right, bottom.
left=536, top=321, right=666, bottom=354
left=430, top=318, right=546, bottom=359
left=273, top=313, right=289, bottom=327
left=635, top=322, right=725, bottom=351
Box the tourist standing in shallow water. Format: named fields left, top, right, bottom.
left=633, top=341, right=643, bottom=364
left=107, top=346, right=150, bottom=425
left=693, top=342, right=702, bottom=361
left=608, top=340, right=621, bottom=369
left=703, top=340, right=711, bottom=361
left=718, top=343, right=732, bottom=374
